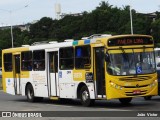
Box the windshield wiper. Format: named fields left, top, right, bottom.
left=119, top=47, right=130, bottom=66
left=131, top=48, right=138, bottom=77
left=120, top=47, right=137, bottom=76
left=142, top=46, right=146, bottom=62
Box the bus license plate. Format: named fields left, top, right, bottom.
left=133, top=90, right=141, bottom=94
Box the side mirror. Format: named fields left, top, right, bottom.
left=105, top=53, right=110, bottom=63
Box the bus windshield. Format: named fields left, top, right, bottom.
left=107, top=50, right=156, bottom=76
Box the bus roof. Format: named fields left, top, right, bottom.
left=2, top=34, right=153, bottom=53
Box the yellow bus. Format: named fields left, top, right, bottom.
left=2, top=34, right=158, bottom=106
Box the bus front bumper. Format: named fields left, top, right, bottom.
left=106, top=82, right=158, bottom=99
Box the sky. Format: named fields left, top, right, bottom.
left=0, top=0, right=160, bottom=26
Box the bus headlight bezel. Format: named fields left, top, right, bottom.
left=110, top=81, right=123, bottom=90
left=149, top=80, right=157, bottom=87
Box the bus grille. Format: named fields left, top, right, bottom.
left=119, top=76, right=152, bottom=82
left=123, top=84, right=149, bottom=88
left=125, top=90, right=147, bottom=96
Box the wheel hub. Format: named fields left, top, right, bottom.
left=28, top=90, right=33, bottom=99
left=82, top=90, right=89, bottom=101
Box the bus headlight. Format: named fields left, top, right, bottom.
left=149, top=80, right=157, bottom=87
left=110, top=81, right=123, bottom=90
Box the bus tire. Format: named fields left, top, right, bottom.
left=26, top=84, right=36, bottom=102
left=144, top=96, right=152, bottom=100
left=119, top=98, right=132, bottom=105
left=80, top=86, right=94, bottom=107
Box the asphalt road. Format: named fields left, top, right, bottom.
left=0, top=90, right=160, bottom=120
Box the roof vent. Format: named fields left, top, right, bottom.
left=64, top=39, right=74, bottom=42
left=49, top=41, right=58, bottom=44
left=81, top=37, right=89, bottom=40
left=89, top=34, right=112, bottom=39
left=31, top=41, right=49, bottom=46
left=22, top=45, right=30, bottom=47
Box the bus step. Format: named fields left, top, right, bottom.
left=50, top=96, right=59, bottom=100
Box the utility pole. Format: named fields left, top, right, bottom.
left=130, top=5, right=133, bottom=35
left=0, top=5, right=28, bottom=48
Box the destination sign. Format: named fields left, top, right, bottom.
left=108, top=37, right=153, bottom=46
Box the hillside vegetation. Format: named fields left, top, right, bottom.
left=0, top=1, right=160, bottom=65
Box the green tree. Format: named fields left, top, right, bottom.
left=0, top=29, right=12, bottom=49
left=29, top=17, right=54, bottom=43
left=151, top=19, right=160, bottom=44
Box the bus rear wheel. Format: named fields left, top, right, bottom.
left=26, top=84, right=43, bottom=102
left=119, top=98, right=132, bottom=105
left=144, top=96, right=152, bottom=100
left=26, top=84, right=35, bottom=102
left=80, top=86, right=94, bottom=107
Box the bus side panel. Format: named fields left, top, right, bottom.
left=2, top=71, right=15, bottom=95
left=30, top=71, right=48, bottom=97
left=59, top=83, right=76, bottom=98
left=5, top=77, right=15, bottom=95
left=21, top=71, right=49, bottom=98
left=73, top=70, right=95, bottom=99
left=59, top=70, right=77, bottom=98
left=86, top=83, right=95, bottom=99
left=21, top=79, right=30, bottom=96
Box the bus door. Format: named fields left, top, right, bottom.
left=48, top=51, right=58, bottom=96
left=14, top=54, right=21, bottom=95
left=94, top=47, right=106, bottom=98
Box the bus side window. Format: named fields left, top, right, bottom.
left=4, top=53, right=12, bottom=72
left=75, top=45, right=91, bottom=69
left=59, top=47, right=74, bottom=70
left=21, top=51, right=32, bottom=71
left=33, top=50, right=45, bottom=71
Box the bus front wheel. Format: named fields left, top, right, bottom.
left=80, top=86, right=94, bottom=107
left=119, top=98, right=132, bottom=105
